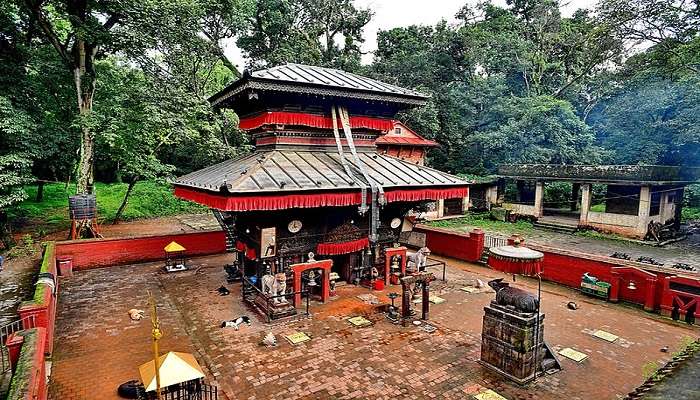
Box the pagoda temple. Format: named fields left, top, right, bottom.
left=173, top=63, right=468, bottom=316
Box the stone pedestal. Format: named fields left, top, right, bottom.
left=480, top=302, right=545, bottom=384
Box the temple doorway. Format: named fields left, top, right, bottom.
left=329, top=252, right=361, bottom=283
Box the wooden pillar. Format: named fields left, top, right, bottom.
left=401, top=280, right=412, bottom=326
left=421, top=279, right=430, bottom=320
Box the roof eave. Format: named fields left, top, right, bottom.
left=209, top=76, right=429, bottom=109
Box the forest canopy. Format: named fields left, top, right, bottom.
left=1, top=0, right=699, bottom=242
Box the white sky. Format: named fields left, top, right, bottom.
left=224, top=0, right=599, bottom=69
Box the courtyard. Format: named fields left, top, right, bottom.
left=49, top=253, right=698, bottom=400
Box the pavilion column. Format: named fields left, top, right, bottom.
left=658, top=191, right=670, bottom=223
left=436, top=199, right=445, bottom=218
left=462, top=192, right=470, bottom=213
left=636, top=185, right=652, bottom=238
left=533, top=181, right=544, bottom=218
left=579, top=184, right=592, bottom=226
left=570, top=183, right=580, bottom=211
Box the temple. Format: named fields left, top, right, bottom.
left=173, top=63, right=469, bottom=317
left=491, top=164, right=700, bottom=239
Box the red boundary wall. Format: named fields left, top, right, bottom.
left=54, top=230, right=226, bottom=270
left=5, top=327, right=48, bottom=400
left=413, top=225, right=485, bottom=263
left=416, top=226, right=700, bottom=314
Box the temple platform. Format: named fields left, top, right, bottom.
left=49, top=253, right=698, bottom=400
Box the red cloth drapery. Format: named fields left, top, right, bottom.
left=317, top=237, right=369, bottom=255
left=174, top=186, right=468, bottom=211
left=235, top=240, right=257, bottom=260
left=384, top=187, right=468, bottom=203
left=239, top=111, right=394, bottom=132
left=488, top=255, right=544, bottom=276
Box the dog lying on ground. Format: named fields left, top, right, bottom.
left=128, top=309, right=145, bottom=321
left=221, top=316, right=251, bottom=330
left=216, top=286, right=230, bottom=296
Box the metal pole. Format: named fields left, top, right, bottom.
left=148, top=291, right=164, bottom=400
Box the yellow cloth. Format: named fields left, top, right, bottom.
left=164, top=241, right=186, bottom=253
left=139, top=352, right=204, bottom=392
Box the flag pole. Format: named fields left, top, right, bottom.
left=148, top=290, right=164, bottom=400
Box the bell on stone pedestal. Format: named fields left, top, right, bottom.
left=307, top=270, right=317, bottom=287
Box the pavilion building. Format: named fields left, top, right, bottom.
left=492, top=164, right=700, bottom=239
left=173, top=64, right=468, bottom=311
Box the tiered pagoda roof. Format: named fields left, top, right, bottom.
left=175, top=63, right=467, bottom=212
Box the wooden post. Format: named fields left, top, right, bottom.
left=421, top=279, right=430, bottom=320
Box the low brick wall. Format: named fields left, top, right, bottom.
left=55, top=230, right=226, bottom=270
left=17, top=243, right=57, bottom=355
left=5, top=328, right=48, bottom=400
left=528, top=244, right=671, bottom=309
left=413, top=226, right=699, bottom=313
left=413, top=225, right=485, bottom=262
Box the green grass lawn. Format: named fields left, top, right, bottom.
left=426, top=213, right=537, bottom=236
left=9, top=181, right=206, bottom=233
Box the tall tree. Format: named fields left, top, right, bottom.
left=22, top=0, right=125, bottom=194
left=237, top=0, right=372, bottom=70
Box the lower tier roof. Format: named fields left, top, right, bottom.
left=173, top=150, right=468, bottom=211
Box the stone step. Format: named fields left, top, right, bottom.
left=533, top=220, right=578, bottom=234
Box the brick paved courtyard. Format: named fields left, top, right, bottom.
left=49, top=254, right=698, bottom=400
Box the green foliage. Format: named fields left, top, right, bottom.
left=642, top=360, right=660, bottom=380
left=7, top=234, right=36, bottom=259
left=427, top=213, right=536, bottom=236
left=237, top=0, right=372, bottom=70
left=11, top=182, right=206, bottom=233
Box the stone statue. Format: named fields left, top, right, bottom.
left=407, top=247, right=430, bottom=272
left=275, top=273, right=287, bottom=304
left=488, top=278, right=539, bottom=313
left=261, top=273, right=289, bottom=304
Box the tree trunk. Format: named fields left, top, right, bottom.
left=36, top=181, right=44, bottom=202
left=73, top=41, right=97, bottom=195
left=113, top=179, right=137, bottom=225
left=0, top=211, right=14, bottom=250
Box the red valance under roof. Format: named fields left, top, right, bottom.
left=173, top=186, right=468, bottom=212
left=317, top=237, right=369, bottom=255
left=239, top=111, right=394, bottom=132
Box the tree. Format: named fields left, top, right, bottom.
left=237, top=0, right=372, bottom=70
left=21, top=0, right=127, bottom=194
left=0, top=97, right=35, bottom=248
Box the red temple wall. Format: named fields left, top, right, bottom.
left=55, top=230, right=226, bottom=270
left=414, top=226, right=699, bottom=312
left=413, top=225, right=484, bottom=263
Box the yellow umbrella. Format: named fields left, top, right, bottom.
left=164, top=241, right=186, bottom=253
left=139, top=352, right=205, bottom=392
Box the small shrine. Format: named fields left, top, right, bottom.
left=164, top=241, right=188, bottom=273
left=174, top=63, right=469, bottom=320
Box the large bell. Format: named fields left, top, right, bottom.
left=307, top=270, right=317, bottom=287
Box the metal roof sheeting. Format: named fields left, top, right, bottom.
left=173, top=150, right=466, bottom=194
left=251, top=64, right=427, bottom=99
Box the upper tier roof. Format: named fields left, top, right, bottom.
left=210, top=63, right=428, bottom=108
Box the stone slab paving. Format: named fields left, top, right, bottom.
left=49, top=254, right=699, bottom=400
